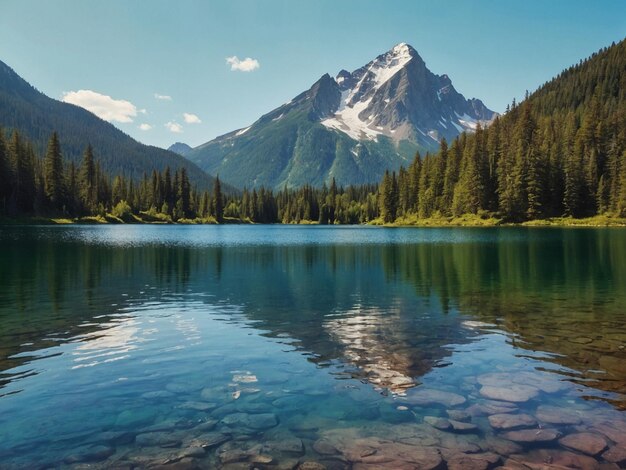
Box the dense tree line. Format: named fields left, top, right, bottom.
left=379, top=39, right=626, bottom=222
left=0, top=128, right=380, bottom=223
left=0, top=129, right=224, bottom=221
left=2, top=40, right=624, bottom=225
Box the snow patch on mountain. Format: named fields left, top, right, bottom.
left=322, top=91, right=382, bottom=140
left=321, top=43, right=414, bottom=141
left=369, top=43, right=413, bottom=90
left=455, top=112, right=479, bottom=130
left=235, top=126, right=251, bottom=136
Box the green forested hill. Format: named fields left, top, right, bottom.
left=378, top=38, right=626, bottom=222
left=0, top=60, right=215, bottom=189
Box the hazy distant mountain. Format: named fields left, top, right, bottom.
left=168, top=142, right=193, bottom=156
left=187, top=43, right=496, bottom=189
left=0, top=60, right=215, bottom=189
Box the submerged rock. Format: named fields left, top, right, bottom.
left=187, top=432, right=230, bottom=449
left=446, top=409, right=471, bottom=422
left=602, top=445, right=626, bottom=465
left=178, top=401, right=217, bottom=412
left=340, top=437, right=444, bottom=469
left=64, top=444, right=115, bottom=464
left=313, top=439, right=340, bottom=456
left=438, top=433, right=482, bottom=455
left=232, top=374, right=258, bottom=385
left=559, top=432, right=607, bottom=456
left=446, top=452, right=500, bottom=470
left=269, top=437, right=305, bottom=455
left=94, top=430, right=136, bottom=445
left=166, top=382, right=200, bottom=394
left=272, top=395, right=308, bottom=409
left=141, top=390, right=176, bottom=399
left=477, top=371, right=565, bottom=394
left=250, top=453, right=274, bottom=464
left=501, top=428, right=560, bottom=444
left=466, top=401, right=518, bottom=417
left=488, top=413, right=537, bottom=430
left=176, top=446, right=206, bottom=460
left=484, top=436, right=523, bottom=456
left=404, top=388, right=467, bottom=407
left=221, top=412, right=278, bottom=430
left=449, top=419, right=478, bottom=433
left=504, top=449, right=600, bottom=470
left=589, top=421, right=626, bottom=446
left=219, top=448, right=251, bottom=464
left=535, top=405, right=581, bottom=425
left=424, top=416, right=452, bottom=431
left=479, top=384, right=539, bottom=403
left=298, top=462, right=327, bottom=470
left=192, top=419, right=218, bottom=432
left=115, top=408, right=155, bottom=427
left=141, top=419, right=191, bottom=433
left=136, top=431, right=183, bottom=448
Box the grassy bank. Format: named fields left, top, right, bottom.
left=371, top=213, right=626, bottom=227
left=2, top=214, right=626, bottom=227
left=0, top=213, right=248, bottom=225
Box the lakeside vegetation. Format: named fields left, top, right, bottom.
left=1, top=40, right=626, bottom=227
left=0, top=121, right=625, bottom=227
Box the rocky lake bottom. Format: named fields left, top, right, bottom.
left=0, top=225, right=625, bottom=469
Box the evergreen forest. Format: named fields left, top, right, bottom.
left=1, top=39, right=625, bottom=225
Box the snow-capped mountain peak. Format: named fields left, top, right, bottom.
left=321, top=43, right=495, bottom=144
left=188, top=43, right=496, bottom=190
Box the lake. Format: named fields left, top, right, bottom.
left=0, top=225, right=625, bottom=469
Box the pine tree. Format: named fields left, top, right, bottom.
left=418, top=154, right=434, bottom=218
left=618, top=150, right=626, bottom=217
left=65, top=161, right=79, bottom=216
left=408, top=152, right=421, bottom=213
left=9, top=131, right=36, bottom=214
left=563, top=140, right=585, bottom=217
left=452, top=135, right=484, bottom=215
left=44, top=132, right=65, bottom=212
left=0, top=129, right=12, bottom=213
left=525, top=146, right=545, bottom=219
left=213, top=176, right=224, bottom=223
left=199, top=191, right=210, bottom=218
left=379, top=170, right=398, bottom=223
left=79, top=144, right=96, bottom=214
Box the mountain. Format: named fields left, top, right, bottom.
left=168, top=142, right=193, bottom=156
left=378, top=38, right=626, bottom=223
left=187, top=43, right=496, bottom=190
left=0, top=60, right=215, bottom=189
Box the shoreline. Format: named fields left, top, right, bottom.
left=2, top=214, right=626, bottom=228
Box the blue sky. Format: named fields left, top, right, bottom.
left=1, top=0, right=624, bottom=149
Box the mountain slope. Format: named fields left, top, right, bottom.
left=168, top=142, right=193, bottom=156
left=381, top=38, right=626, bottom=222
left=0, top=60, right=215, bottom=189
left=187, top=43, right=496, bottom=190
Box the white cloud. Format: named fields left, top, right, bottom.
left=154, top=93, right=172, bottom=101
left=165, top=121, right=183, bottom=133
left=183, top=113, right=202, bottom=124
left=62, top=89, right=137, bottom=123
left=226, top=56, right=260, bottom=72
left=138, top=123, right=152, bottom=131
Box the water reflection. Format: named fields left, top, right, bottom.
left=0, top=226, right=625, bottom=468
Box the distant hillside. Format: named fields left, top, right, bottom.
left=168, top=142, right=193, bottom=156
left=0, top=60, right=215, bottom=190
